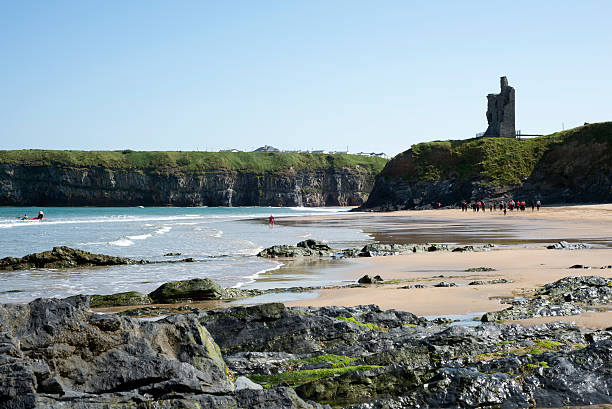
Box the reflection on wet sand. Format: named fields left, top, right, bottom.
left=279, top=214, right=612, bottom=247
left=246, top=258, right=359, bottom=290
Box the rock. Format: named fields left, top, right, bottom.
left=481, top=299, right=584, bottom=322
left=483, top=76, right=516, bottom=139
left=546, top=241, right=590, bottom=250
left=427, top=244, right=449, bottom=252
left=540, top=275, right=611, bottom=304
left=164, top=252, right=182, bottom=256
left=465, top=267, right=497, bottom=272
left=358, top=275, right=373, bottom=284
left=258, top=240, right=334, bottom=258
left=88, top=291, right=152, bottom=308
left=468, top=278, right=510, bottom=285
left=234, top=376, right=263, bottom=391
left=149, top=278, right=229, bottom=303
left=199, top=303, right=426, bottom=356
left=434, top=282, right=457, bottom=287
left=0, top=297, right=234, bottom=407
left=569, top=264, right=590, bottom=269
left=296, top=239, right=331, bottom=251
left=357, top=275, right=383, bottom=284
left=0, top=246, right=146, bottom=271
left=358, top=243, right=415, bottom=257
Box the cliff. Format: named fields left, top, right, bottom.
left=362, top=122, right=612, bottom=210
left=0, top=151, right=387, bottom=206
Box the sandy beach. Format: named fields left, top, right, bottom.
left=280, top=204, right=612, bottom=328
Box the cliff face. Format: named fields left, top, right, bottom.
left=362, top=122, right=612, bottom=210
left=0, top=163, right=377, bottom=207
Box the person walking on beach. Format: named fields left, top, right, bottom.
left=268, top=215, right=274, bottom=227
left=536, top=200, right=541, bottom=211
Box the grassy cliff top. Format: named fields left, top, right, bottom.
left=0, top=150, right=388, bottom=174
left=381, top=121, right=612, bottom=185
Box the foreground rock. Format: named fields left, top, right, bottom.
left=2, top=293, right=612, bottom=408
left=481, top=275, right=611, bottom=322
left=199, top=303, right=612, bottom=408
left=89, top=277, right=265, bottom=308
left=0, top=297, right=328, bottom=409
left=0, top=246, right=146, bottom=271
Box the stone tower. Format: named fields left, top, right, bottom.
left=483, top=76, right=515, bottom=138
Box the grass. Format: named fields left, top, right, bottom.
left=380, top=122, right=612, bottom=186
left=247, top=365, right=380, bottom=388
left=475, top=339, right=566, bottom=361
left=525, top=361, right=549, bottom=369
left=336, top=316, right=388, bottom=331
left=293, top=354, right=357, bottom=368
left=0, top=150, right=388, bottom=175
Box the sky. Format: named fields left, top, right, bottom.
left=1, top=1, right=611, bottom=156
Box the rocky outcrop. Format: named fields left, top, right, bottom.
left=149, top=278, right=230, bottom=303
left=546, top=241, right=590, bottom=250
left=0, top=162, right=380, bottom=207
left=0, top=297, right=329, bottom=409
left=258, top=240, right=334, bottom=258
left=481, top=275, right=611, bottom=322
left=200, top=303, right=612, bottom=408
left=483, top=76, right=516, bottom=139
left=361, top=122, right=612, bottom=210
left=2, top=294, right=612, bottom=408
left=258, top=241, right=494, bottom=259
left=0, top=246, right=146, bottom=271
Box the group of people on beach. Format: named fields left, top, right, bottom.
left=460, top=200, right=541, bottom=214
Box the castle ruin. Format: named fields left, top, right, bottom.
left=483, top=76, right=515, bottom=138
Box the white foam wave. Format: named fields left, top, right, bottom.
left=155, top=226, right=171, bottom=235
left=288, top=207, right=351, bottom=213
left=126, top=234, right=152, bottom=240
left=231, top=261, right=283, bottom=288
left=0, top=215, right=206, bottom=229
left=109, top=238, right=135, bottom=247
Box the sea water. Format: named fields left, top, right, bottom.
left=0, top=207, right=371, bottom=303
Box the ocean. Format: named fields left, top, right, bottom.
left=0, top=206, right=371, bottom=303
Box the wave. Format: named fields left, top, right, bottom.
left=288, top=207, right=351, bottom=213
left=0, top=214, right=207, bottom=229
left=231, top=261, right=284, bottom=288
left=155, top=226, right=171, bottom=235
left=109, top=238, right=135, bottom=247
left=126, top=234, right=152, bottom=240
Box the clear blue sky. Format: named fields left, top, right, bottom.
left=1, top=1, right=610, bottom=155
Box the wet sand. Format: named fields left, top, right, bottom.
left=279, top=204, right=612, bottom=246
left=279, top=204, right=612, bottom=329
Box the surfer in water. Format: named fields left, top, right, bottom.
left=36, top=210, right=44, bottom=220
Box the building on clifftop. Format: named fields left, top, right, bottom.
left=483, top=76, right=516, bottom=138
